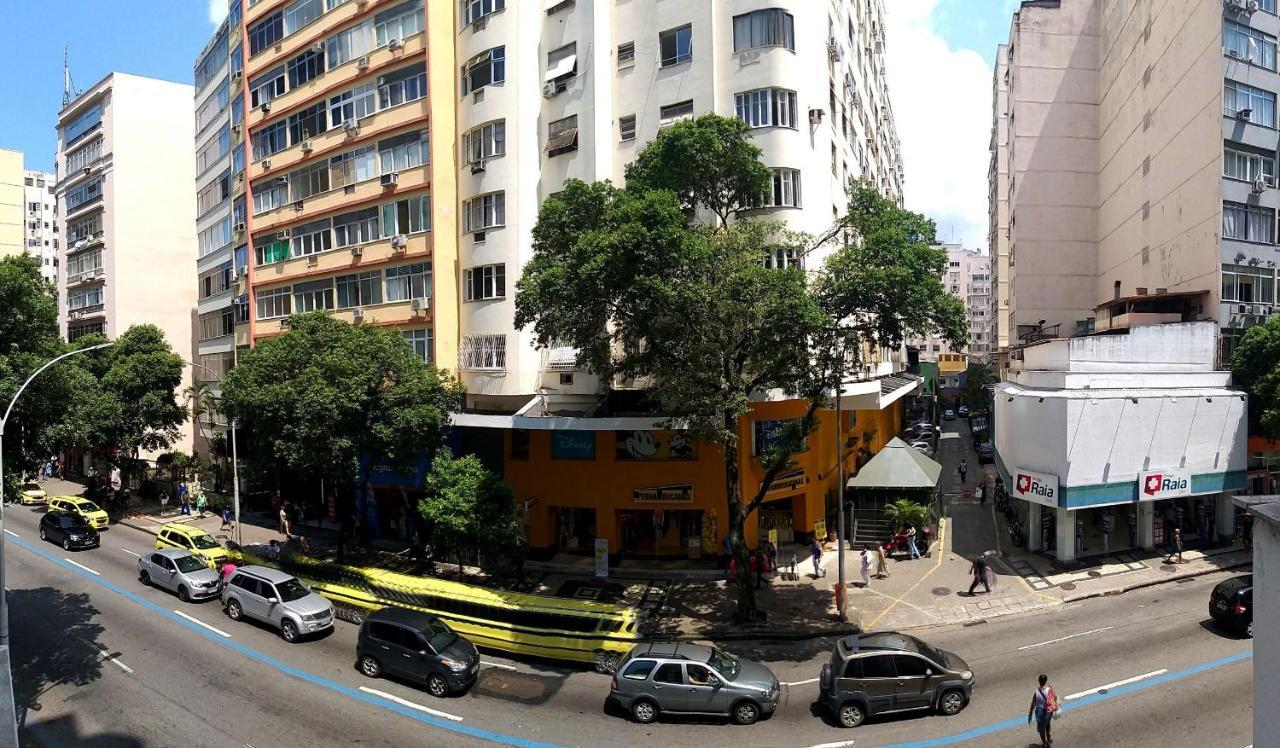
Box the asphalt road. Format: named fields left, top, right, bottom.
left=3, top=503, right=1253, bottom=747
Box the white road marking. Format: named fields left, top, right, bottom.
left=358, top=686, right=465, bottom=722
left=1016, top=626, right=1113, bottom=651
left=63, top=558, right=100, bottom=576
left=172, top=609, right=232, bottom=638
left=783, top=677, right=820, bottom=686
left=4, top=530, right=19, bottom=538
left=120, top=548, right=141, bottom=557
left=804, top=741, right=857, bottom=748
left=96, top=648, right=134, bottom=674
left=1063, top=669, right=1167, bottom=701
left=480, top=659, right=519, bottom=671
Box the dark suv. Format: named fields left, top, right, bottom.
left=1209, top=574, right=1253, bottom=637
left=819, top=632, right=974, bottom=728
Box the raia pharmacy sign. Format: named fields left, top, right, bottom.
left=1138, top=468, right=1192, bottom=500
left=1012, top=469, right=1059, bottom=507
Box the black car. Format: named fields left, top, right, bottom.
left=819, top=632, right=974, bottom=728
left=1209, top=574, right=1253, bottom=637
left=356, top=606, right=481, bottom=697
left=39, top=511, right=100, bottom=550
left=975, top=442, right=994, bottom=464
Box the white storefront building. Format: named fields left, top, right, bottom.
left=994, top=322, right=1247, bottom=564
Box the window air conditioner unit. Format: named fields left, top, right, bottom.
left=232, top=71, right=242, bottom=84
left=390, top=233, right=408, bottom=250
left=470, top=160, right=486, bottom=174
left=1236, top=107, right=1253, bottom=120
left=82, top=166, right=92, bottom=176
left=356, top=56, right=370, bottom=70
left=261, top=159, right=271, bottom=169
left=808, top=108, right=824, bottom=126
left=350, top=245, right=363, bottom=257
left=234, top=222, right=246, bottom=233
left=307, top=254, right=318, bottom=266
left=1239, top=304, right=1249, bottom=314
left=1226, top=48, right=1242, bottom=58
left=276, top=229, right=291, bottom=240
left=827, top=38, right=840, bottom=61
left=260, top=101, right=271, bottom=114
left=310, top=41, right=325, bottom=54
left=410, top=297, right=428, bottom=311
left=388, top=38, right=404, bottom=51
left=738, top=49, right=761, bottom=64
left=344, top=118, right=360, bottom=134
left=274, top=176, right=289, bottom=186
left=1254, top=177, right=1270, bottom=194
left=300, top=141, right=313, bottom=153
left=1249, top=0, right=1262, bottom=11
left=542, top=81, right=558, bottom=98
left=381, top=172, right=399, bottom=187
left=237, top=264, right=248, bottom=277
left=352, top=307, right=365, bottom=319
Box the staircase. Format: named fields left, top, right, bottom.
left=850, top=512, right=895, bottom=547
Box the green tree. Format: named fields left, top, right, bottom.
left=961, top=364, right=993, bottom=414
left=419, top=448, right=524, bottom=576
left=1232, top=315, right=1280, bottom=439
left=516, top=115, right=966, bottom=620
left=219, top=313, right=464, bottom=556
left=183, top=378, right=217, bottom=454
left=882, top=498, right=929, bottom=533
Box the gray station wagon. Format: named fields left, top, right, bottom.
left=819, top=632, right=974, bottom=728
left=608, top=642, right=779, bottom=725
left=221, top=565, right=334, bottom=642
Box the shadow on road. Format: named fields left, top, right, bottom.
left=9, top=587, right=105, bottom=732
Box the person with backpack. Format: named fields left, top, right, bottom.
left=1027, top=673, right=1057, bottom=747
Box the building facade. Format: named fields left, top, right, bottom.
left=908, top=243, right=992, bottom=363
left=0, top=149, right=22, bottom=260
left=23, top=170, right=57, bottom=285
left=56, top=72, right=198, bottom=454
left=992, top=0, right=1280, bottom=367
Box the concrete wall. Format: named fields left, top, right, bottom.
left=992, top=45, right=1012, bottom=353
left=0, top=149, right=22, bottom=259
left=1236, top=496, right=1279, bottom=748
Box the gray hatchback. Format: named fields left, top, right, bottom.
left=138, top=548, right=222, bottom=602
left=819, top=632, right=974, bottom=728
left=356, top=606, right=481, bottom=697
left=608, top=642, right=779, bottom=725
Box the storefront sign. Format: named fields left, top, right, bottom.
left=633, top=484, right=694, bottom=503
left=594, top=538, right=608, bottom=578
left=551, top=431, right=596, bottom=460
left=1012, top=468, right=1059, bottom=507
left=1139, top=468, right=1192, bottom=500
left=615, top=430, right=697, bottom=461
left=765, top=469, right=808, bottom=494
left=768, top=528, right=778, bottom=547
left=814, top=518, right=827, bottom=540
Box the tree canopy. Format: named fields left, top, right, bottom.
left=419, top=448, right=523, bottom=574
left=1232, top=315, right=1280, bottom=439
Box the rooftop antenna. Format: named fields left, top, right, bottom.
left=62, top=44, right=81, bottom=107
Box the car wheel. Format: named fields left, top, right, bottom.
left=630, top=698, right=658, bottom=724
left=938, top=689, right=966, bottom=716
left=359, top=655, right=383, bottom=679
left=594, top=650, right=622, bottom=674
left=177, top=586, right=190, bottom=603
left=281, top=619, right=299, bottom=643
left=838, top=702, right=866, bottom=728
left=426, top=673, right=449, bottom=698
left=1248, top=620, right=1254, bottom=638
left=62, top=538, right=72, bottom=551
left=139, top=570, right=151, bottom=586
left=732, top=700, right=760, bottom=726
left=39, top=527, right=47, bottom=541
left=226, top=599, right=243, bottom=621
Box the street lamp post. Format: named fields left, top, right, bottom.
left=0, top=342, right=112, bottom=647
left=188, top=362, right=242, bottom=548
left=835, top=377, right=847, bottom=621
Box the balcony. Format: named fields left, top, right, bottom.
left=251, top=167, right=429, bottom=236
left=252, top=229, right=430, bottom=285
left=65, top=266, right=105, bottom=287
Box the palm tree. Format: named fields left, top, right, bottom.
left=882, top=498, right=929, bottom=533
left=182, top=379, right=217, bottom=456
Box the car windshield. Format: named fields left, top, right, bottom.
left=707, top=648, right=741, bottom=681
left=276, top=578, right=311, bottom=602
left=61, top=515, right=90, bottom=528
left=174, top=556, right=207, bottom=573
left=21, top=483, right=39, bottom=491
left=423, top=618, right=458, bottom=652
left=189, top=534, right=220, bottom=550
left=909, top=636, right=949, bottom=667
left=76, top=501, right=100, bottom=512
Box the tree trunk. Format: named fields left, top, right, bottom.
left=723, top=412, right=757, bottom=623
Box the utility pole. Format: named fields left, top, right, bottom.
left=835, top=376, right=847, bottom=622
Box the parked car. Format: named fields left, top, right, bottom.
left=19, top=482, right=47, bottom=505
left=357, top=606, right=481, bottom=697
left=819, top=632, right=974, bottom=728
left=38, top=511, right=100, bottom=550
left=975, top=442, right=994, bottom=464
left=1209, top=574, right=1253, bottom=637
left=47, top=496, right=109, bottom=530
left=221, top=565, right=334, bottom=642
left=957, top=405, right=969, bottom=417
left=608, top=642, right=780, bottom=725
left=909, top=441, right=934, bottom=456
left=942, top=409, right=956, bottom=421
left=156, top=522, right=239, bottom=570
left=138, top=548, right=223, bottom=602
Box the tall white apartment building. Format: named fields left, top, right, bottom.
left=908, top=244, right=992, bottom=363
left=454, top=0, right=905, bottom=411
left=23, top=170, right=58, bottom=285
left=56, top=72, right=198, bottom=453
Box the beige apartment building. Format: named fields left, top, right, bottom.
left=993, top=0, right=1280, bottom=366
left=908, top=243, right=992, bottom=362
left=56, top=72, right=197, bottom=454
left=0, top=149, right=23, bottom=259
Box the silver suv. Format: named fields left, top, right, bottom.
left=607, top=642, right=780, bottom=725
left=221, top=565, right=334, bottom=643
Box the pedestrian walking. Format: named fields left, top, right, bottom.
left=977, top=483, right=986, bottom=507
left=764, top=538, right=778, bottom=575
left=958, top=459, right=968, bottom=485
left=265, top=539, right=281, bottom=560
left=220, top=505, right=234, bottom=531
left=220, top=560, right=238, bottom=587
left=859, top=545, right=872, bottom=587
left=1165, top=527, right=1184, bottom=564
left=906, top=525, right=921, bottom=559
left=874, top=542, right=890, bottom=579
left=967, top=555, right=991, bottom=595
left=279, top=503, right=292, bottom=537
left=1027, top=673, right=1057, bottom=747
left=158, top=491, right=170, bottom=516
left=811, top=535, right=826, bottom=578
left=195, top=490, right=208, bottom=519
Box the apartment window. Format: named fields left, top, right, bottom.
left=327, top=20, right=373, bottom=70
left=326, top=0, right=350, bottom=8
left=378, top=66, right=428, bottom=109
left=546, top=115, right=579, bottom=157
left=463, top=120, right=506, bottom=163
left=65, top=250, right=103, bottom=281
left=255, top=286, right=292, bottom=319
left=283, top=0, right=323, bottom=34
left=65, top=178, right=103, bottom=212
left=252, top=177, right=288, bottom=214
left=229, top=43, right=243, bottom=78
left=333, top=207, right=380, bottom=247
left=464, top=0, right=504, bottom=26
left=197, top=81, right=230, bottom=133
left=248, top=12, right=284, bottom=56
left=375, top=1, right=424, bottom=46
left=1223, top=201, right=1275, bottom=243
left=733, top=9, right=794, bottom=53
left=381, top=194, right=431, bottom=236
left=462, top=46, right=505, bottom=94
left=252, top=120, right=288, bottom=160
left=1225, top=20, right=1277, bottom=70
left=659, top=100, right=694, bottom=126
left=330, top=84, right=376, bottom=127
left=404, top=328, right=433, bottom=362
left=195, top=27, right=229, bottom=89
left=232, top=95, right=244, bottom=126
left=288, top=48, right=326, bottom=89
left=617, top=41, right=635, bottom=66
left=619, top=114, right=637, bottom=141
left=546, top=42, right=578, bottom=88
left=287, top=101, right=328, bottom=144
left=763, top=247, right=802, bottom=269
left=63, top=104, right=102, bottom=147
left=1225, top=79, right=1277, bottom=127
left=254, top=235, right=291, bottom=265
left=336, top=270, right=384, bottom=308
left=249, top=67, right=286, bottom=109
left=752, top=418, right=806, bottom=456
left=329, top=145, right=377, bottom=187
left=68, top=285, right=104, bottom=311
left=758, top=168, right=801, bottom=208
left=379, top=130, right=430, bottom=174
left=291, top=218, right=333, bottom=257
left=461, top=334, right=506, bottom=370
left=293, top=279, right=335, bottom=312
left=1222, top=263, right=1277, bottom=304
left=198, top=307, right=236, bottom=341
left=385, top=261, right=431, bottom=301
left=290, top=160, right=331, bottom=201
left=67, top=214, right=101, bottom=243
left=734, top=88, right=798, bottom=129
left=197, top=170, right=232, bottom=217
left=659, top=24, right=692, bottom=67
left=1224, top=143, right=1276, bottom=183
left=65, top=139, right=101, bottom=173
left=463, top=192, right=505, bottom=232
left=196, top=125, right=231, bottom=174
left=464, top=263, right=505, bottom=301
left=198, top=216, right=234, bottom=257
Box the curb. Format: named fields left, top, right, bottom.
left=117, top=518, right=161, bottom=536
left=667, top=624, right=862, bottom=643
left=1062, top=559, right=1252, bottom=604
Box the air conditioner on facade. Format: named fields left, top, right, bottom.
left=352, top=307, right=365, bottom=319
left=261, top=159, right=271, bottom=170
left=276, top=229, right=291, bottom=240
left=391, top=233, right=408, bottom=250
left=1236, top=107, right=1253, bottom=120
left=231, top=71, right=242, bottom=84
left=381, top=172, right=399, bottom=187
left=1254, top=177, right=1270, bottom=194
left=470, top=161, right=486, bottom=174
left=260, top=101, right=271, bottom=114
left=310, top=41, right=325, bottom=54
left=388, top=38, right=404, bottom=51
left=827, top=38, right=840, bottom=61
left=808, top=108, right=824, bottom=126
left=410, top=297, right=428, bottom=311
left=307, top=254, right=319, bottom=266
left=234, top=222, right=246, bottom=233
left=237, top=264, right=248, bottom=277
left=82, top=166, right=92, bottom=176
left=344, top=118, right=360, bottom=134
left=356, top=56, right=370, bottom=70
left=300, top=141, right=313, bottom=153
left=738, top=49, right=761, bottom=64
left=274, top=176, right=289, bottom=186
left=351, top=246, right=363, bottom=257
left=542, top=81, right=558, bottom=98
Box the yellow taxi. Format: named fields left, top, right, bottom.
left=47, top=496, right=109, bottom=530
left=19, top=482, right=47, bottom=505
left=155, top=523, right=239, bottom=570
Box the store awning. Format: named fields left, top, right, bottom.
left=837, top=374, right=922, bottom=411
left=847, top=437, right=942, bottom=490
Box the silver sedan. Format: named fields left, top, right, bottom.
left=138, top=548, right=223, bottom=602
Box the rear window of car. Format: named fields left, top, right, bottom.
left=841, top=657, right=862, bottom=679
left=622, top=659, right=657, bottom=680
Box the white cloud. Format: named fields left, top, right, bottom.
left=208, top=0, right=228, bottom=27
left=885, top=1, right=995, bottom=251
